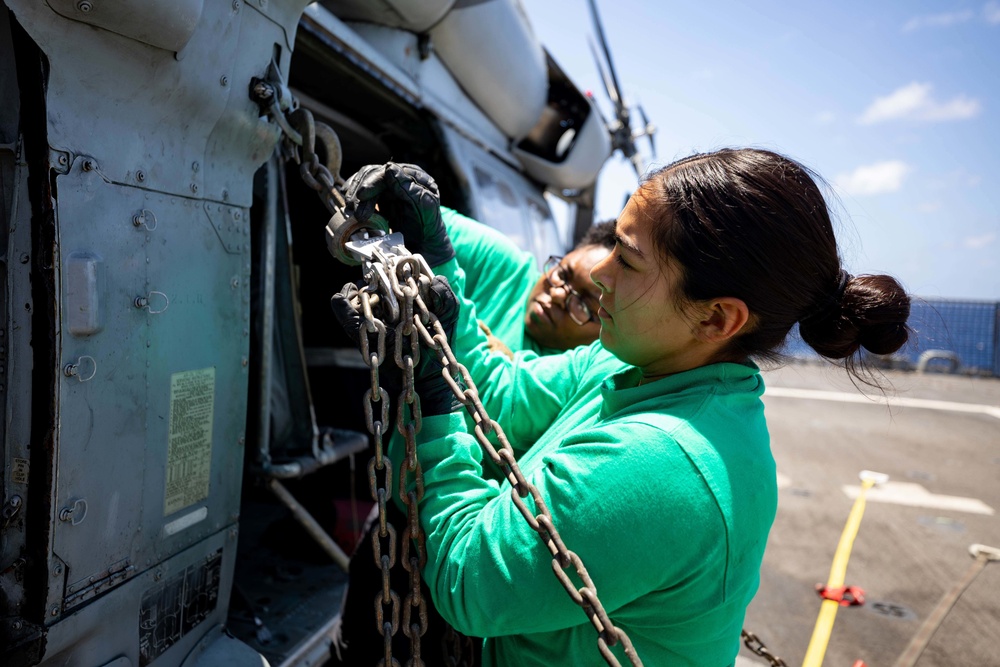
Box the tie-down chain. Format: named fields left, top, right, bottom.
left=355, top=244, right=432, bottom=667
left=343, top=233, right=643, bottom=667
left=253, top=78, right=428, bottom=666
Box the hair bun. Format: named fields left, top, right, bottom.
left=799, top=274, right=910, bottom=359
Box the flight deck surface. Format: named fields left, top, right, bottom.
left=738, top=363, right=1000, bottom=667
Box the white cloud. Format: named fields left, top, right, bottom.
left=986, top=2, right=1000, bottom=24
left=859, top=82, right=981, bottom=124
left=835, top=161, right=910, bottom=196
left=964, top=232, right=997, bottom=249
left=903, top=10, right=974, bottom=31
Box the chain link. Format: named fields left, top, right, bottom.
left=741, top=630, right=788, bottom=667
left=354, top=259, right=433, bottom=667
left=287, top=106, right=346, bottom=215
left=252, top=79, right=346, bottom=215
left=394, top=265, right=429, bottom=666
left=357, top=288, right=403, bottom=667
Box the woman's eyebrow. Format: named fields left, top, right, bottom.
left=614, top=233, right=644, bottom=258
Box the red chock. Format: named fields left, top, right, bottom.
left=815, top=584, right=865, bottom=606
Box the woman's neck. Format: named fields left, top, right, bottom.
left=637, top=372, right=670, bottom=387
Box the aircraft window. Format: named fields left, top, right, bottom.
left=474, top=167, right=519, bottom=207
left=472, top=166, right=528, bottom=251
left=527, top=198, right=562, bottom=266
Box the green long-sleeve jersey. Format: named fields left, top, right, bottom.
left=444, top=207, right=553, bottom=355
left=391, top=256, right=778, bottom=666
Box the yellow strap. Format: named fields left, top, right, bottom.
left=801, top=478, right=876, bottom=667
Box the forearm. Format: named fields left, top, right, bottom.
left=411, top=414, right=594, bottom=636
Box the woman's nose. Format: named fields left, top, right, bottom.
left=590, top=255, right=611, bottom=293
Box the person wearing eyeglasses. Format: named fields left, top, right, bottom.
left=443, top=208, right=616, bottom=357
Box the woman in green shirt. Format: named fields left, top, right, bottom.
left=334, top=149, right=911, bottom=666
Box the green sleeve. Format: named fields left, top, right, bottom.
left=442, top=207, right=540, bottom=352
left=412, top=415, right=726, bottom=637
left=430, top=257, right=597, bottom=448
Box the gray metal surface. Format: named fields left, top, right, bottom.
left=8, top=0, right=292, bottom=210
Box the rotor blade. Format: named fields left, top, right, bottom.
left=587, top=0, right=626, bottom=116
left=638, top=104, right=657, bottom=157
left=588, top=37, right=620, bottom=109
left=585, top=89, right=612, bottom=129
left=629, top=148, right=645, bottom=178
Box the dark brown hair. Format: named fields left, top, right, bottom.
left=579, top=218, right=617, bottom=250
left=638, top=148, right=910, bottom=379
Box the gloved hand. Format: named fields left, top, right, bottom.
left=342, top=162, right=455, bottom=268
left=330, top=282, right=403, bottom=399
left=414, top=275, right=463, bottom=417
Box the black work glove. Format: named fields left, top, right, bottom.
left=330, top=282, right=403, bottom=400
left=342, top=162, right=455, bottom=268
left=414, top=275, right=463, bottom=417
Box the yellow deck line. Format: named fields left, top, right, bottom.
left=801, top=478, right=875, bottom=667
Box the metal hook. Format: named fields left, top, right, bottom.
left=63, top=355, right=97, bottom=382
left=132, top=209, right=158, bottom=231
left=134, top=291, right=169, bottom=314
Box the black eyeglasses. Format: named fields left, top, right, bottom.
left=543, top=255, right=599, bottom=326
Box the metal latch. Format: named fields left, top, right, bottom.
left=2, top=495, right=22, bottom=529
left=59, top=498, right=88, bottom=525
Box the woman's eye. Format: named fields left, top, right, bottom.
left=615, top=254, right=630, bottom=269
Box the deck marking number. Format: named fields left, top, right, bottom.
left=165, top=368, right=215, bottom=516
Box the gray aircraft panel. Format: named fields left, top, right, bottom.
left=139, top=194, right=250, bottom=562
left=50, top=162, right=250, bottom=620
left=53, top=159, right=150, bottom=616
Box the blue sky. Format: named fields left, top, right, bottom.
left=523, top=0, right=1000, bottom=299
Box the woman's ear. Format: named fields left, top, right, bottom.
left=696, top=297, right=750, bottom=343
